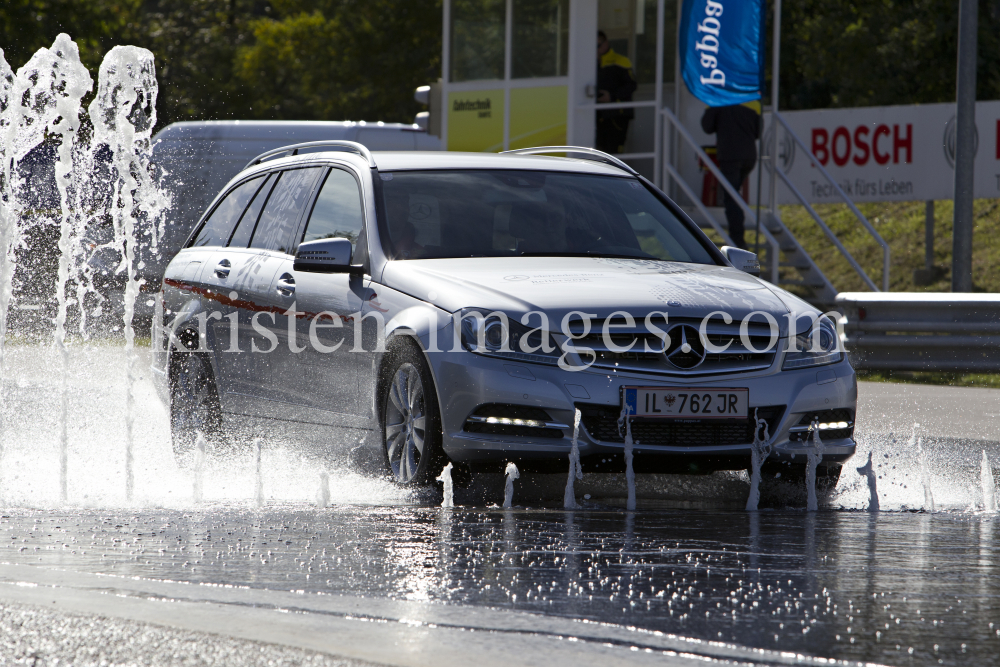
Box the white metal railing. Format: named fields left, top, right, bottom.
left=772, top=112, right=890, bottom=292
left=660, top=106, right=781, bottom=284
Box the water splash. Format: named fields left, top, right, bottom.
left=437, top=462, right=454, bottom=508
left=503, top=462, right=519, bottom=508
left=87, top=45, right=166, bottom=501
left=805, top=420, right=823, bottom=511
left=317, top=471, right=331, bottom=508
left=192, top=432, right=206, bottom=503
left=981, top=450, right=996, bottom=513
left=564, top=409, right=583, bottom=509
left=856, top=450, right=879, bottom=512
left=253, top=438, right=264, bottom=507
left=745, top=409, right=771, bottom=511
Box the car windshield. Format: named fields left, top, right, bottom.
left=378, top=170, right=716, bottom=264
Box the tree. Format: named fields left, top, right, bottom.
left=234, top=0, right=441, bottom=123
left=0, top=0, right=139, bottom=72
left=771, top=0, right=1000, bottom=110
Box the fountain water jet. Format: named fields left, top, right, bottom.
left=617, top=405, right=636, bottom=510
left=253, top=438, right=264, bottom=507
left=87, top=45, right=167, bottom=501
left=912, top=425, right=934, bottom=511
left=192, top=432, right=206, bottom=503
left=981, top=450, right=996, bottom=513
left=437, top=463, right=454, bottom=508
left=745, top=409, right=771, bottom=511
left=503, top=462, right=519, bottom=508
left=805, top=420, right=823, bottom=511
left=856, top=451, right=879, bottom=512
left=317, top=472, right=331, bottom=508
left=563, top=409, right=583, bottom=509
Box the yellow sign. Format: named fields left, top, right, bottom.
left=447, top=90, right=504, bottom=152
left=509, top=86, right=567, bottom=149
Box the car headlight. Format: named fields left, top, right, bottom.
left=458, top=308, right=561, bottom=363
left=782, top=317, right=842, bottom=370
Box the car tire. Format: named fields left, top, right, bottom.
left=169, top=351, right=225, bottom=463
left=379, top=338, right=445, bottom=485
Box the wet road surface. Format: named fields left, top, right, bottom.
left=1, top=506, right=998, bottom=666
left=1, top=346, right=1000, bottom=665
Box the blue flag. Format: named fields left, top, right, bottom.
left=679, top=0, right=764, bottom=107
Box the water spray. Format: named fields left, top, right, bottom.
left=503, top=462, right=519, bottom=508
left=564, top=409, right=583, bottom=509
left=437, top=462, right=454, bottom=508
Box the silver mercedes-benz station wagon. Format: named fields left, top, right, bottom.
left=152, top=142, right=856, bottom=489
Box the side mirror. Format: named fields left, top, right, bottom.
left=721, top=246, right=760, bottom=277
left=294, top=237, right=356, bottom=273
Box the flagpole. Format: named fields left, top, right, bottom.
left=769, top=0, right=781, bottom=219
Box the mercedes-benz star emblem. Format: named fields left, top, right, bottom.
left=664, top=324, right=707, bottom=369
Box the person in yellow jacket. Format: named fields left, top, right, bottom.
left=596, top=31, right=637, bottom=154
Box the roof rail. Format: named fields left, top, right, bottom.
left=244, top=140, right=376, bottom=170
left=500, top=146, right=639, bottom=176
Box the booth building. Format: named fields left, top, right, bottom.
left=432, top=0, right=690, bottom=186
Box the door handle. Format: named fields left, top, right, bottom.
left=215, top=259, right=231, bottom=278
left=276, top=273, right=295, bottom=296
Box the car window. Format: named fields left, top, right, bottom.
left=228, top=172, right=276, bottom=248
left=378, top=170, right=715, bottom=264
left=302, top=168, right=365, bottom=251
left=249, top=167, right=323, bottom=254
left=189, top=175, right=264, bottom=248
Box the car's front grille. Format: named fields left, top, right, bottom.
left=788, top=408, right=854, bottom=442
left=576, top=403, right=785, bottom=447
left=565, top=315, right=776, bottom=376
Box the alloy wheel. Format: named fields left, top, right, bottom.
left=384, top=362, right=427, bottom=483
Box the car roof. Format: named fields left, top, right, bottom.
left=240, top=149, right=637, bottom=178
left=371, top=151, right=633, bottom=176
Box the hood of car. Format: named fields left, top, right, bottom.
left=379, top=257, right=798, bottom=330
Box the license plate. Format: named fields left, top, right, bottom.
left=622, top=387, right=748, bottom=419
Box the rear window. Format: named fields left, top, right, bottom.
left=189, top=176, right=264, bottom=248
left=377, top=170, right=715, bottom=264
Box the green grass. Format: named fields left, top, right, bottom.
left=778, top=198, right=1000, bottom=293
left=857, top=370, right=1000, bottom=389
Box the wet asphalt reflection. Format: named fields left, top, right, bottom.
left=1, top=506, right=997, bottom=666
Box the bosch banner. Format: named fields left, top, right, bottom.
left=679, top=0, right=764, bottom=107
left=756, top=101, right=1000, bottom=204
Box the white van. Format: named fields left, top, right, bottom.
left=143, top=120, right=441, bottom=290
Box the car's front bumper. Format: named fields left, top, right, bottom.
left=428, top=348, right=857, bottom=473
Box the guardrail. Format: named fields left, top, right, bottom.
left=772, top=112, right=890, bottom=292
left=836, top=292, right=1000, bottom=372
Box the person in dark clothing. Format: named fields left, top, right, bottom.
left=596, top=30, right=637, bottom=154
left=700, top=101, right=762, bottom=249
